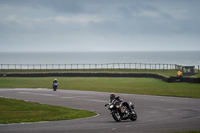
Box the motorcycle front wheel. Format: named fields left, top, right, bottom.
left=112, top=110, right=121, bottom=122
left=130, top=110, right=137, bottom=121
left=53, top=86, right=57, bottom=91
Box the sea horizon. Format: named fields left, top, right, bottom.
left=0, top=51, right=200, bottom=68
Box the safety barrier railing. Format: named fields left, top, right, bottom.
left=0, top=63, right=180, bottom=70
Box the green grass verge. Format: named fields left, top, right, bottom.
left=0, top=97, right=96, bottom=124
left=1, top=69, right=199, bottom=77
left=0, top=77, right=200, bottom=98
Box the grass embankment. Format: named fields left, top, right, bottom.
left=0, top=77, right=200, bottom=98
left=1, top=69, right=200, bottom=77
left=0, top=97, right=96, bottom=124
left=0, top=69, right=183, bottom=77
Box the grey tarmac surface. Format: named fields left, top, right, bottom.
left=0, top=88, right=200, bottom=133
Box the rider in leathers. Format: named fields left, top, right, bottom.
left=107, top=93, right=132, bottom=114
left=52, top=78, right=58, bottom=85
left=110, top=93, right=123, bottom=103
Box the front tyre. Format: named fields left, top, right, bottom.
left=112, top=110, right=121, bottom=122
left=53, top=86, right=57, bottom=91
left=130, top=110, right=137, bottom=121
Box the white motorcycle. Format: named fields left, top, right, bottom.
left=52, top=82, right=58, bottom=91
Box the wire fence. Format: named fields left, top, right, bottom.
left=0, top=63, right=181, bottom=70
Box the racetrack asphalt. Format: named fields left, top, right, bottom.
left=0, top=88, right=200, bottom=133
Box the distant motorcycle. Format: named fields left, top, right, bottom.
left=52, top=82, right=58, bottom=91
left=105, top=100, right=137, bottom=122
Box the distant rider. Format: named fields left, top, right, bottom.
left=52, top=78, right=58, bottom=91
left=52, top=78, right=58, bottom=84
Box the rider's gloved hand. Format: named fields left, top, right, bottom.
left=105, top=104, right=109, bottom=107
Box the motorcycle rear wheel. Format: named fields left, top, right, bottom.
left=112, top=110, right=121, bottom=122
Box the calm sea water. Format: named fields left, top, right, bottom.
left=0, top=51, right=200, bottom=67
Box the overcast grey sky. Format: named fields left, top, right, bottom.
left=0, top=0, right=200, bottom=52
